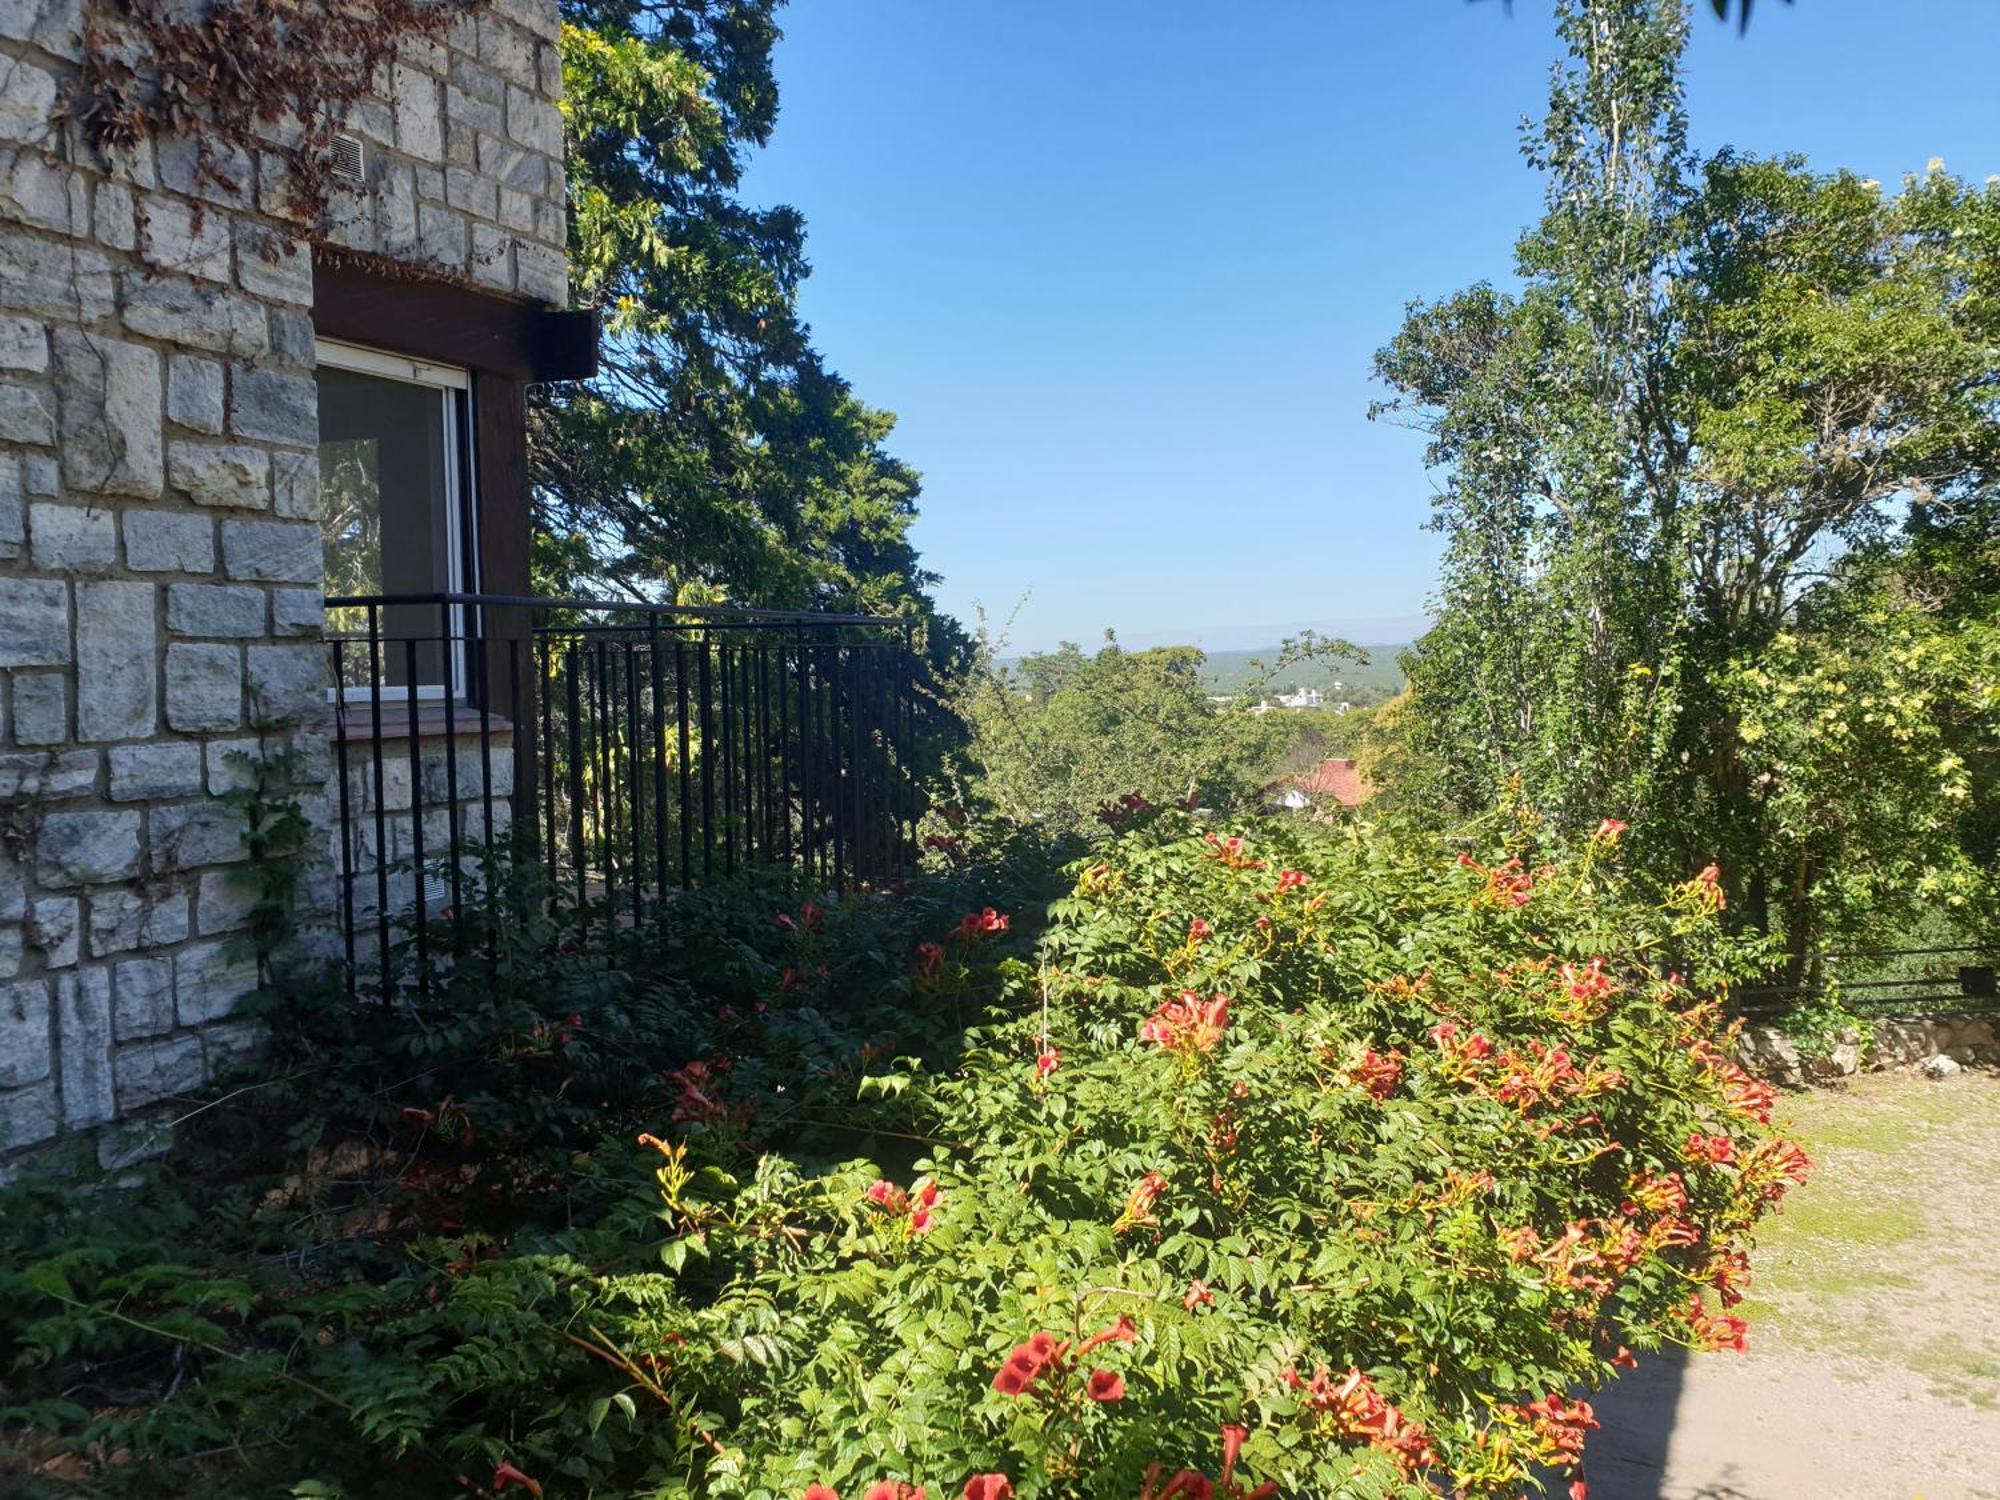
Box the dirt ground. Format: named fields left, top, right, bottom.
left=1589, top=1069, right=2000, bottom=1500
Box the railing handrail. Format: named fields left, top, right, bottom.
left=323, top=590, right=908, bottom=631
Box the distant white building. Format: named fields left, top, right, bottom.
left=1275, top=687, right=1324, bottom=710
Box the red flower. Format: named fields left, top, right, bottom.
left=991, top=1359, right=1035, bottom=1396
left=1079, top=1314, right=1138, bottom=1354
left=1348, top=1047, right=1405, bottom=1100
left=776, top=912, right=796, bottom=934
left=1220, top=1424, right=1247, bottom=1483
left=804, top=1488, right=840, bottom=1500
left=1035, top=1050, right=1060, bottom=1079
left=1593, top=818, right=1628, bottom=842
left=961, top=1477, right=1013, bottom=1500
left=1188, top=918, right=1213, bottom=942
left=1140, top=991, right=1230, bottom=1054
left=1183, top=1279, right=1214, bottom=1310
left=493, top=1462, right=544, bottom=1498
left=1571, top=1482, right=1590, bottom=1500
left=862, top=1485, right=924, bottom=1500
left=1685, top=1131, right=1735, bottom=1164
left=1115, top=1170, right=1167, bottom=1232
left=1275, top=869, right=1308, bottom=891
left=954, top=908, right=1009, bottom=942
left=1086, top=1369, right=1125, bottom=1402
left=1158, top=1474, right=1213, bottom=1500
left=1611, top=1345, right=1638, bottom=1370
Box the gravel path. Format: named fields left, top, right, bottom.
left=1590, top=1069, right=2000, bottom=1500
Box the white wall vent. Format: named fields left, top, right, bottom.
left=329, top=132, right=366, bottom=185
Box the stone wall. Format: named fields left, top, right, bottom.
left=0, top=0, right=568, bottom=1174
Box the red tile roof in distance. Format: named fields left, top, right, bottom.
left=1297, top=758, right=1372, bottom=808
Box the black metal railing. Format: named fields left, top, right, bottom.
left=322, top=592, right=931, bottom=999
left=1733, top=945, right=1999, bottom=1019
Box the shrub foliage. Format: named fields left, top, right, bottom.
left=0, top=815, right=1805, bottom=1500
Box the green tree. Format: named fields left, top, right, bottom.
left=1374, top=0, right=2000, bottom=959
left=947, top=638, right=1302, bottom=840
left=538, top=0, right=962, bottom=658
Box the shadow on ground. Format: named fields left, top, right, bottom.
left=1585, top=1345, right=1757, bottom=1500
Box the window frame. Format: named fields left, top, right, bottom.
left=316, top=338, right=480, bottom=705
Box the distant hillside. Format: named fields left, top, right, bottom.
left=1199, top=644, right=1409, bottom=705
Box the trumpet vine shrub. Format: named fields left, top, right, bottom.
left=0, top=815, right=1805, bottom=1500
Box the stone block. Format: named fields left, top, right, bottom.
left=0, top=148, right=90, bottom=234
left=516, top=239, right=565, bottom=304
left=376, top=160, right=419, bottom=256
left=0, top=227, right=114, bottom=322
left=150, top=800, right=248, bottom=870
left=96, top=1114, right=173, bottom=1170
left=271, top=449, right=319, bottom=520
left=0, top=750, right=96, bottom=799
left=234, top=222, right=312, bottom=304
left=0, top=979, right=51, bottom=1087
left=417, top=201, right=468, bottom=268
left=497, top=185, right=534, bottom=231
left=111, top=956, right=176, bottom=1040
left=227, top=367, right=316, bottom=446
left=95, top=178, right=135, bottom=250
left=29, top=501, right=117, bottom=571
left=0, top=314, right=47, bottom=372
left=11, top=672, right=66, bottom=744
left=445, top=163, right=498, bottom=219
left=0, top=450, right=20, bottom=559
left=479, top=14, right=536, bottom=84
left=0, top=1080, right=58, bottom=1151
left=125, top=509, right=214, bottom=573
left=165, top=643, right=243, bottom=731
left=395, top=62, right=444, bottom=161
left=273, top=589, right=327, bottom=644
left=203, top=736, right=262, bottom=792
left=0, top=378, right=54, bottom=444
left=28, top=895, right=77, bottom=967
left=469, top=221, right=511, bottom=289
left=196, top=869, right=256, bottom=935
left=75, top=580, right=158, bottom=740
left=139, top=192, right=231, bottom=282
left=167, top=582, right=265, bottom=637
left=247, top=642, right=327, bottom=726
left=0, top=53, right=58, bottom=143
left=156, top=134, right=253, bottom=208
left=56, top=967, right=114, bottom=1128
left=166, top=354, right=225, bottom=434
left=478, top=131, right=543, bottom=194
left=505, top=85, right=562, bottom=157
left=221, top=517, right=319, bottom=582
left=112, top=1034, right=204, bottom=1112
left=173, top=939, right=256, bottom=1025
left=167, top=440, right=270, bottom=510
left=88, top=885, right=190, bottom=956
left=38, top=809, right=142, bottom=886
left=54, top=331, right=164, bottom=498
left=0, top=846, right=20, bottom=923
left=122, top=273, right=268, bottom=359
left=108, top=741, right=204, bottom=801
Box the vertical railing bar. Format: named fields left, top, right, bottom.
left=367, top=606, right=392, bottom=1000
left=830, top=635, right=847, bottom=890
left=405, top=638, right=431, bottom=1003
left=676, top=637, right=693, bottom=888
left=538, top=634, right=557, bottom=892
left=648, top=619, right=669, bottom=916
left=698, top=634, right=715, bottom=881
left=331, top=639, right=357, bottom=998
left=728, top=636, right=744, bottom=876
left=438, top=600, right=464, bottom=954
left=777, top=639, right=793, bottom=868
left=594, top=637, right=616, bottom=940
left=739, top=642, right=755, bottom=863
left=565, top=640, right=587, bottom=941
left=625, top=638, right=643, bottom=935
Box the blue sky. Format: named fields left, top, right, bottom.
left=740, top=1, right=2000, bottom=654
